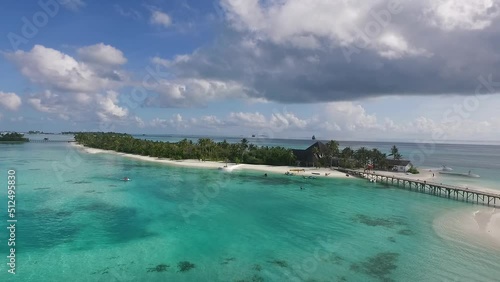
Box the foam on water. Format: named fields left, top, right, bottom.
left=219, top=164, right=244, bottom=172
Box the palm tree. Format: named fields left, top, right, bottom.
left=240, top=138, right=249, bottom=150
left=354, top=147, right=370, bottom=168
left=239, top=138, right=249, bottom=161
left=340, top=147, right=354, bottom=168
left=326, top=140, right=339, bottom=167
left=369, top=148, right=387, bottom=170
left=389, top=145, right=402, bottom=160
left=312, top=146, right=320, bottom=167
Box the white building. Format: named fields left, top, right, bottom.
left=387, top=159, right=412, bottom=172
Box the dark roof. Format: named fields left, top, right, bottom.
left=386, top=159, right=411, bottom=166
left=292, top=149, right=307, bottom=160
left=305, top=141, right=327, bottom=153
left=292, top=142, right=328, bottom=165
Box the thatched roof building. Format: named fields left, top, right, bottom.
left=292, top=141, right=328, bottom=167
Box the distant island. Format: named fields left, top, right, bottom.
left=28, top=130, right=55, bottom=134
left=0, top=132, right=29, bottom=143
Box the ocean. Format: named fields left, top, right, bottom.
left=0, top=134, right=499, bottom=281
left=136, top=134, right=500, bottom=192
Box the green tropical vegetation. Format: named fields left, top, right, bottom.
left=74, top=132, right=296, bottom=166
left=408, top=166, right=420, bottom=174
left=325, top=140, right=340, bottom=167
left=336, top=145, right=416, bottom=172
left=0, top=132, right=29, bottom=142
left=27, top=130, right=54, bottom=134
left=338, top=146, right=388, bottom=170
left=74, top=133, right=412, bottom=172
left=388, top=145, right=402, bottom=160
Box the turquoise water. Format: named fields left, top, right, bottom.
left=1, top=141, right=499, bottom=281
left=134, top=134, right=500, bottom=192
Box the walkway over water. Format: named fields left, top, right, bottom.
left=338, top=168, right=500, bottom=208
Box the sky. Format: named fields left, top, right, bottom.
left=1, top=0, right=500, bottom=142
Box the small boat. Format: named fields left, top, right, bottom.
left=285, top=171, right=295, bottom=176
left=312, top=172, right=320, bottom=175
left=439, top=170, right=480, bottom=178
left=122, top=177, right=131, bottom=181
left=441, top=165, right=453, bottom=171
left=219, top=164, right=243, bottom=172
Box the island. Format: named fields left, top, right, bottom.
left=28, top=130, right=55, bottom=134
left=0, top=132, right=29, bottom=143
left=74, top=132, right=418, bottom=174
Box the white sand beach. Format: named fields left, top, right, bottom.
left=474, top=209, right=500, bottom=243
left=434, top=207, right=500, bottom=251
left=71, top=143, right=349, bottom=179
left=367, top=169, right=437, bottom=181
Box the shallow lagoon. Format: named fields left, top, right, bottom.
left=0, top=142, right=499, bottom=281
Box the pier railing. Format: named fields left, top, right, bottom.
left=337, top=168, right=500, bottom=208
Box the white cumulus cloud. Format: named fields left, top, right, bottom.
left=6, top=45, right=120, bottom=93
left=150, top=10, right=172, bottom=27
left=220, top=0, right=428, bottom=59
left=145, top=77, right=248, bottom=108
left=77, top=43, right=127, bottom=66
left=0, top=92, right=22, bottom=111
left=425, top=0, right=500, bottom=30
left=5, top=45, right=129, bottom=123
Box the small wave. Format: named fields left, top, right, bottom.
left=219, top=164, right=244, bottom=172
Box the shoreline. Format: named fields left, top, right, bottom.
left=72, top=142, right=500, bottom=251
left=71, top=143, right=499, bottom=197
left=434, top=207, right=500, bottom=252
left=71, top=143, right=351, bottom=179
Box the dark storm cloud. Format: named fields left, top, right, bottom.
left=161, top=0, right=500, bottom=103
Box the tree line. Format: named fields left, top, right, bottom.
left=337, top=144, right=403, bottom=169
left=74, top=133, right=411, bottom=172
left=0, top=132, right=29, bottom=142
left=74, top=132, right=297, bottom=166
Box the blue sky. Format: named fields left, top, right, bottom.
left=1, top=0, right=500, bottom=141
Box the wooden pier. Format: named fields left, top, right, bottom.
left=338, top=168, right=500, bottom=208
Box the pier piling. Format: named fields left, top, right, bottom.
left=338, top=169, right=500, bottom=208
